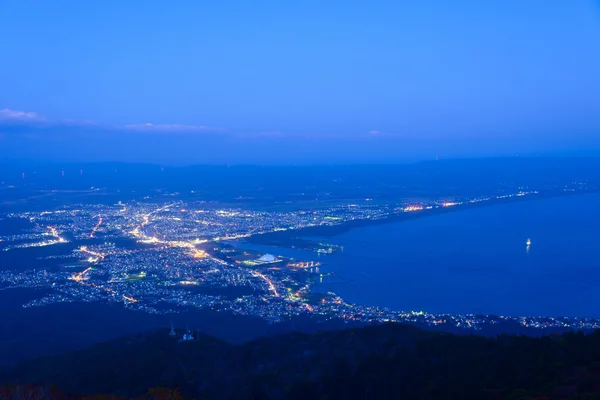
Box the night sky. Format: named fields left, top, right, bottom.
left=1, top=0, right=600, bottom=164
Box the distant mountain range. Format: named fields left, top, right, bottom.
left=2, top=157, right=600, bottom=206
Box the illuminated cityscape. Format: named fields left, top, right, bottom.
left=1, top=188, right=600, bottom=333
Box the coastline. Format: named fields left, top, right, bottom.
left=244, top=188, right=600, bottom=321
left=246, top=188, right=597, bottom=249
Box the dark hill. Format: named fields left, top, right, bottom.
left=4, top=324, right=600, bottom=399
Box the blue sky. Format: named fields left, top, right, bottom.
left=1, top=0, right=600, bottom=164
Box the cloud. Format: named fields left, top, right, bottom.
left=0, top=107, right=402, bottom=145
left=0, top=108, right=45, bottom=121
left=122, top=123, right=225, bottom=133
left=0, top=107, right=224, bottom=135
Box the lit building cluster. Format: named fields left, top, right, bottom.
left=2, top=188, right=599, bottom=333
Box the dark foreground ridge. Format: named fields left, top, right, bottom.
left=3, top=324, right=600, bottom=399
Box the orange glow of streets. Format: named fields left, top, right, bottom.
left=125, top=204, right=231, bottom=263
left=47, top=226, right=68, bottom=243
left=134, top=232, right=209, bottom=260
left=130, top=204, right=171, bottom=237
left=79, top=246, right=106, bottom=260
left=192, top=249, right=206, bottom=258
left=89, top=215, right=103, bottom=238
left=250, top=270, right=279, bottom=297
left=161, top=239, right=208, bottom=258
left=404, top=205, right=423, bottom=212
left=70, top=266, right=93, bottom=282
left=127, top=205, right=259, bottom=263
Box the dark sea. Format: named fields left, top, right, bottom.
left=245, top=193, right=600, bottom=318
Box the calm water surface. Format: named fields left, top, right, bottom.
left=246, top=193, right=600, bottom=318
